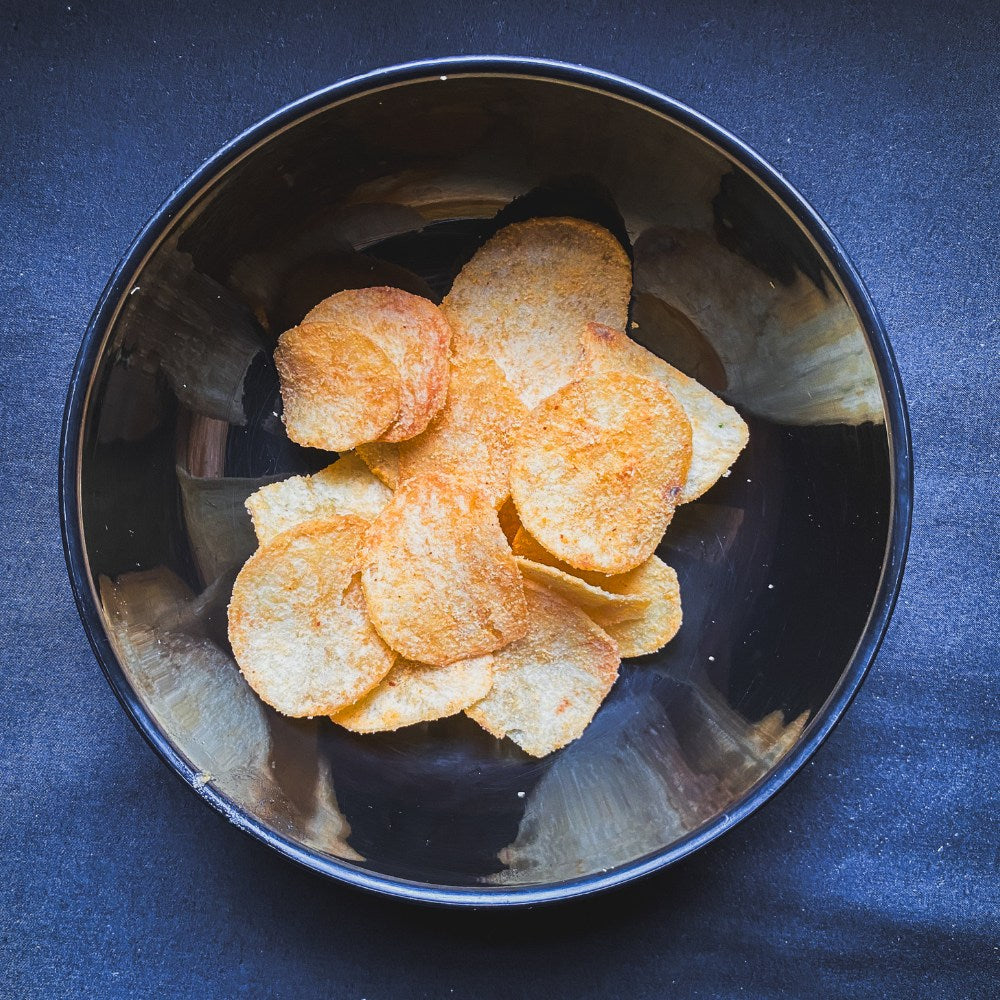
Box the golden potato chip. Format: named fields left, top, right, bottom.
left=228, top=517, right=396, bottom=717
left=510, top=371, right=692, bottom=574
left=511, top=524, right=647, bottom=589
left=465, top=582, right=619, bottom=757
left=497, top=497, right=522, bottom=544
left=512, top=524, right=641, bottom=587
left=384, top=357, right=528, bottom=508
left=599, top=556, right=682, bottom=657
left=443, top=217, right=631, bottom=407
left=356, top=359, right=526, bottom=506
left=575, top=323, right=748, bottom=502
left=274, top=322, right=400, bottom=451
left=305, top=286, right=451, bottom=442
left=332, top=654, right=494, bottom=733
left=245, top=452, right=392, bottom=545
left=511, top=526, right=562, bottom=563
left=355, top=440, right=400, bottom=489
left=514, top=557, right=649, bottom=627
left=511, top=528, right=682, bottom=657
left=360, top=473, right=528, bottom=665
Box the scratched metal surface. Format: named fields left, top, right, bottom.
left=2, top=1, right=996, bottom=996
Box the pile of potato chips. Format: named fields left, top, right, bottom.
left=228, top=217, right=748, bottom=757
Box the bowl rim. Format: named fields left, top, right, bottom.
left=59, top=54, right=913, bottom=908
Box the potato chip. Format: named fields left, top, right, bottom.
left=360, top=473, right=528, bottom=665
left=512, top=524, right=636, bottom=586
left=575, top=322, right=748, bottom=502
left=245, top=452, right=392, bottom=546
left=305, top=286, right=451, bottom=441
left=509, top=371, right=692, bottom=574
left=599, top=556, right=682, bottom=657
left=228, top=517, right=396, bottom=717
left=356, top=440, right=400, bottom=489
left=511, top=528, right=682, bottom=657
left=332, top=654, right=494, bottom=733
left=357, top=359, right=527, bottom=506
left=274, top=322, right=400, bottom=451
left=514, top=557, right=648, bottom=627
left=442, top=217, right=631, bottom=407
left=465, top=582, right=619, bottom=758
left=383, top=357, right=528, bottom=508
left=512, top=523, right=635, bottom=586
left=510, top=526, right=589, bottom=575
left=497, top=498, right=522, bottom=544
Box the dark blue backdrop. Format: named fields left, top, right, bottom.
left=1, top=1, right=996, bottom=996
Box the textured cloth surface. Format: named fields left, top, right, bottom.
left=1, top=1, right=997, bottom=997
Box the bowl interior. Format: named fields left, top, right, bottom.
left=71, top=67, right=896, bottom=897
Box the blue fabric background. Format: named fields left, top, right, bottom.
left=1, top=1, right=996, bottom=996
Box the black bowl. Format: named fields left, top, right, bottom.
left=60, top=57, right=911, bottom=905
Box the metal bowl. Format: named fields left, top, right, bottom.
left=60, top=57, right=911, bottom=905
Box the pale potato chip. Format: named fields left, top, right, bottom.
left=510, top=371, right=692, bottom=574
left=512, top=525, right=642, bottom=588
left=514, top=557, right=649, bottom=627
left=245, top=452, right=392, bottom=545
left=511, top=524, right=642, bottom=587
left=465, top=582, right=619, bottom=758
left=511, top=528, right=681, bottom=657
left=360, top=473, right=528, bottom=665
left=356, top=440, right=400, bottom=489
left=497, top=498, right=522, bottom=544
left=575, top=322, right=748, bottom=502
left=332, top=654, right=494, bottom=733
left=305, top=286, right=451, bottom=442
left=599, top=556, right=682, bottom=657
left=443, top=217, right=631, bottom=407
left=228, top=517, right=396, bottom=717
left=274, top=322, right=400, bottom=451
left=511, top=528, right=682, bottom=657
